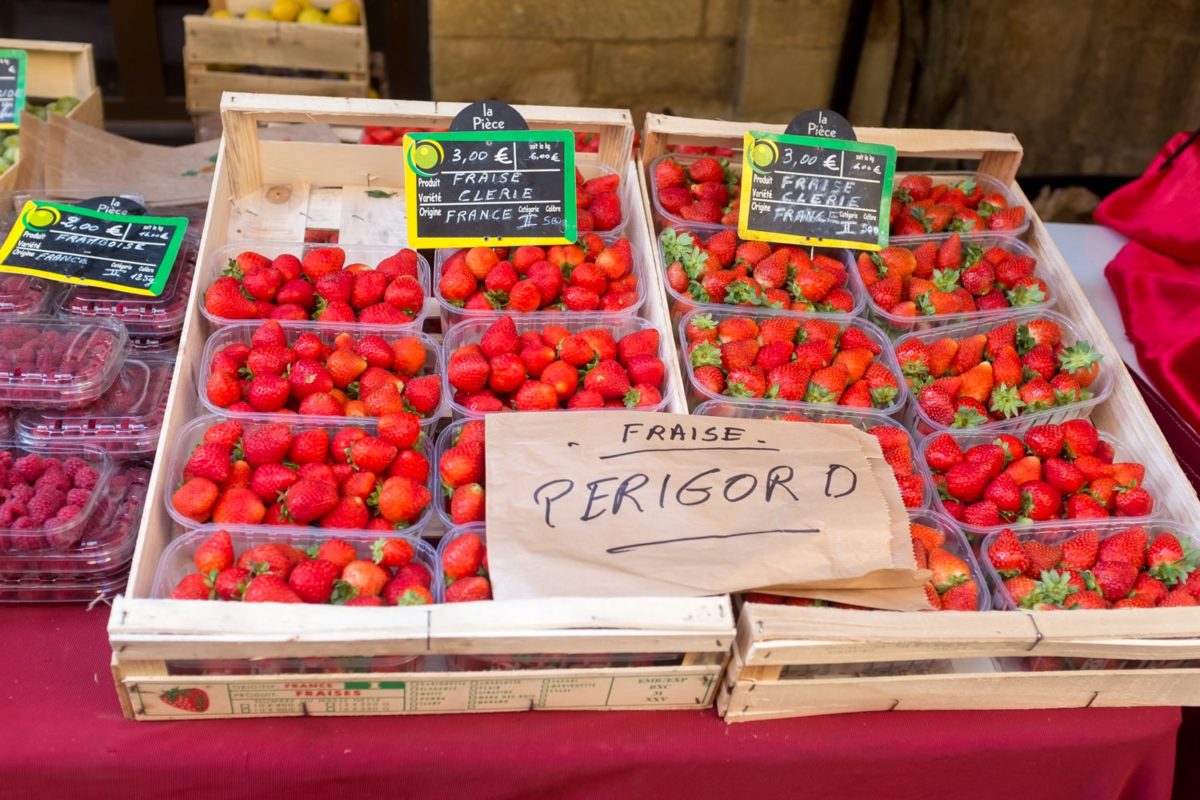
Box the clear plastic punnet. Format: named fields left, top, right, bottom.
left=889, top=171, right=1029, bottom=240
left=197, top=321, right=443, bottom=428
left=0, top=316, right=130, bottom=410
left=200, top=240, right=430, bottom=329
left=0, top=275, right=57, bottom=316
left=442, top=313, right=675, bottom=417
left=646, top=151, right=740, bottom=236
left=164, top=413, right=436, bottom=535
left=678, top=308, right=905, bottom=416
left=151, top=524, right=441, bottom=604
left=431, top=238, right=647, bottom=328
left=924, top=430, right=1163, bottom=543
left=858, top=235, right=1054, bottom=336
left=656, top=224, right=864, bottom=323
left=16, top=353, right=174, bottom=457
left=693, top=400, right=934, bottom=510
left=56, top=235, right=198, bottom=342
left=0, top=441, right=115, bottom=553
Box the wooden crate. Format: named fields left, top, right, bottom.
left=0, top=38, right=103, bottom=191
left=640, top=114, right=1200, bottom=722
left=109, top=94, right=712, bottom=721
left=183, top=1, right=370, bottom=116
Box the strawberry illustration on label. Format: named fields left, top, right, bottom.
left=159, top=687, right=210, bottom=713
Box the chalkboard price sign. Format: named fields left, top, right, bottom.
left=403, top=128, right=577, bottom=248
left=0, top=201, right=189, bottom=296
left=737, top=130, right=896, bottom=251
left=0, top=49, right=28, bottom=130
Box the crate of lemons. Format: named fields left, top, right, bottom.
left=212, top=0, right=361, bottom=25
left=0, top=97, right=79, bottom=176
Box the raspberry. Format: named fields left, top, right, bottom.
left=3, top=472, right=23, bottom=489
left=12, top=516, right=38, bottom=530
left=66, top=488, right=91, bottom=507
left=0, top=505, right=15, bottom=527
left=35, top=469, right=71, bottom=494
left=11, top=485, right=34, bottom=503
left=12, top=455, right=45, bottom=483
left=41, top=457, right=61, bottom=471
left=54, top=505, right=82, bottom=523
left=27, top=489, right=64, bottom=524
left=73, top=467, right=99, bottom=490
left=61, top=458, right=88, bottom=479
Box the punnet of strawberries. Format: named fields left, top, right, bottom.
left=924, top=419, right=1154, bottom=528
left=652, top=155, right=740, bottom=226
left=171, top=416, right=432, bottom=530
left=858, top=234, right=1048, bottom=319
left=684, top=313, right=900, bottom=409
left=744, top=518, right=981, bottom=611
left=986, top=524, right=1200, bottom=610
left=203, top=246, right=425, bottom=326
left=573, top=170, right=624, bottom=234
left=438, top=420, right=485, bottom=526
left=660, top=227, right=856, bottom=312
left=204, top=320, right=441, bottom=419
left=438, top=235, right=638, bottom=314
left=440, top=529, right=491, bottom=602
left=701, top=408, right=925, bottom=508
left=897, top=315, right=1102, bottom=428
left=169, top=528, right=436, bottom=606
left=890, top=174, right=1026, bottom=237
left=446, top=316, right=667, bottom=412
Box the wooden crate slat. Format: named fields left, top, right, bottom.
left=183, top=16, right=367, bottom=73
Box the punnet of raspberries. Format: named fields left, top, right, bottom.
left=170, top=416, right=432, bottom=530
left=890, top=174, right=1026, bottom=236
left=683, top=312, right=900, bottom=409
left=660, top=227, right=856, bottom=313
left=652, top=155, right=740, bottom=226
left=437, top=420, right=486, bottom=526
left=859, top=234, right=1048, bottom=319
left=204, top=320, right=441, bottom=419
left=446, top=316, right=668, bottom=412
left=169, top=528, right=436, bottom=606
left=745, top=518, right=981, bottom=611
left=986, top=524, right=1200, bottom=610
left=0, top=319, right=126, bottom=408
left=203, top=246, right=425, bottom=326
left=0, top=449, right=107, bottom=551
left=437, top=235, right=638, bottom=314
left=924, top=419, right=1155, bottom=528
left=573, top=170, right=623, bottom=233
left=439, top=529, right=491, bottom=603
left=897, top=315, right=1102, bottom=429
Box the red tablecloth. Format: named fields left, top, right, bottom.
left=0, top=605, right=1181, bottom=800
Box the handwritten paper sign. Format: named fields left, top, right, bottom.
left=737, top=125, right=895, bottom=251
left=0, top=49, right=27, bottom=129
left=0, top=200, right=189, bottom=296
left=483, top=412, right=922, bottom=604
left=403, top=100, right=576, bottom=247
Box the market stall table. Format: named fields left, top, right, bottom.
left=0, top=604, right=1181, bottom=800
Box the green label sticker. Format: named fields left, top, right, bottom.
left=404, top=129, right=577, bottom=248
left=737, top=130, right=896, bottom=251
left=0, top=200, right=189, bottom=296
left=0, top=49, right=28, bottom=130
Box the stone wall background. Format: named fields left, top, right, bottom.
left=429, top=0, right=1200, bottom=177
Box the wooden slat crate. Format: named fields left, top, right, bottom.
left=640, top=114, right=1200, bottom=722
left=183, top=1, right=370, bottom=116
left=109, top=95, right=712, bottom=721
left=0, top=38, right=103, bottom=191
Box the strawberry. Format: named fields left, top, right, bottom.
left=1090, top=560, right=1138, bottom=601
left=945, top=461, right=990, bottom=503
left=1057, top=530, right=1100, bottom=571
left=583, top=360, right=631, bottom=400
left=512, top=380, right=558, bottom=410
left=1021, top=541, right=1063, bottom=579
left=449, top=483, right=486, bottom=525
left=213, top=567, right=251, bottom=601
left=654, top=159, right=688, bottom=189
left=917, top=385, right=956, bottom=426
left=372, top=537, right=415, bottom=569
left=1023, top=424, right=1065, bottom=459
left=204, top=277, right=257, bottom=320
left=172, top=478, right=219, bottom=523
left=171, top=573, right=214, bottom=600
left=1065, top=493, right=1109, bottom=520
left=805, top=365, right=849, bottom=404
left=445, top=575, right=492, bottom=603
left=336, top=560, right=391, bottom=601
left=987, top=206, right=1026, bottom=231
left=375, top=476, right=431, bottom=523
left=924, top=434, right=964, bottom=473
left=1114, top=487, right=1154, bottom=517
left=242, top=574, right=303, bottom=603
left=1004, top=576, right=1042, bottom=608
left=404, top=374, right=442, bottom=416
left=988, top=529, right=1029, bottom=578
left=443, top=533, right=485, bottom=580
left=1020, top=480, right=1062, bottom=521
left=1044, top=458, right=1086, bottom=494
left=480, top=316, right=520, bottom=358
left=928, top=548, right=970, bottom=592
left=288, top=559, right=340, bottom=603
left=282, top=479, right=339, bottom=524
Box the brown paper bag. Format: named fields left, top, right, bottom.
left=484, top=411, right=922, bottom=602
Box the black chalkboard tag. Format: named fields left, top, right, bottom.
left=0, top=49, right=28, bottom=130
left=0, top=200, right=189, bottom=296
left=404, top=101, right=577, bottom=247
left=75, top=195, right=149, bottom=216
left=737, top=109, right=896, bottom=251
left=449, top=100, right=530, bottom=132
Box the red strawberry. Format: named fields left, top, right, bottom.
left=288, top=559, right=340, bottom=603
left=445, top=575, right=492, bottom=602
left=204, top=277, right=257, bottom=319
left=924, top=433, right=963, bottom=473
left=1090, top=560, right=1138, bottom=602
left=283, top=479, right=340, bottom=524
left=480, top=317, right=519, bottom=358
left=987, top=529, right=1029, bottom=578
left=945, top=461, right=989, bottom=503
